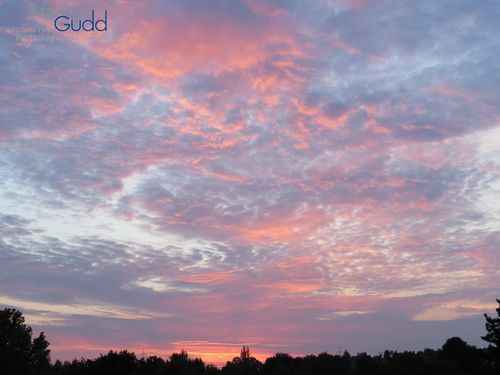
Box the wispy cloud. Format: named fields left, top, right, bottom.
left=0, top=0, right=499, bottom=364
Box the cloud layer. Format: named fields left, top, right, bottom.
left=1, top=0, right=499, bottom=365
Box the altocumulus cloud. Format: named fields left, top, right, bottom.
left=0, top=0, right=499, bottom=364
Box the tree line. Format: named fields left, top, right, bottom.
left=1, top=298, right=500, bottom=375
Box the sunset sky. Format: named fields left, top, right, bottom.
left=1, top=0, right=499, bottom=365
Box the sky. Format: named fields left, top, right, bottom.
left=0, top=0, right=500, bottom=366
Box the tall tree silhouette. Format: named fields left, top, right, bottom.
left=0, top=308, right=51, bottom=375
left=240, top=346, right=251, bottom=361
left=483, top=299, right=500, bottom=373
left=222, top=346, right=261, bottom=375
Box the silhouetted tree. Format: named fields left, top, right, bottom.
left=205, top=363, right=221, bottom=375
left=90, top=350, right=139, bottom=375
left=353, top=352, right=377, bottom=375
left=33, top=331, right=52, bottom=373
left=441, top=337, right=484, bottom=374
left=0, top=308, right=51, bottom=375
left=483, top=299, right=500, bottom=373
left=138, top=355, right=167, bottom=375
left=222, top=346, right=261, bottom=375
left=167, top=349, right=207, bottom=375
left=54, top=358, right=90, bottom=375
left=263, top=353, right=297, bottom=375
left=240, top=346, right=251, bottom=361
